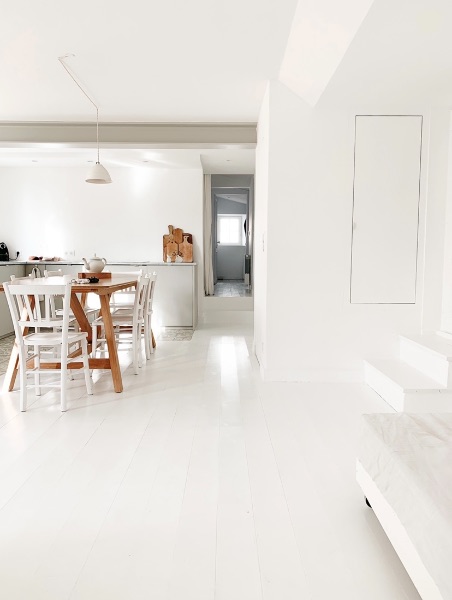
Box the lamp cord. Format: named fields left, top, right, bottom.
left=58, top=54, right=101, bottom=163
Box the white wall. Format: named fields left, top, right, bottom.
left=0, top=165, right=204, bottom=310
left=255, top=81, right=449, bottom=381
left=253, top=85, right=270, bottom=370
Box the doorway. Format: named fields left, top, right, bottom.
left=211, top=175, right=253, bottom=297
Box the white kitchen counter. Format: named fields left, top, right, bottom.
left=4, top=260, right=197, bottom=266
left=0, top=261, right=198, bottom=335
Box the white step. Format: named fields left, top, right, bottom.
left=364, top=359, right=452, bottom=412
left=399, top=333, right=452, bottom=387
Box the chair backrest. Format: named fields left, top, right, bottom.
left=145, top=273, right=157, bottom=315
left=44, top=269, right=65, bottom=312
left=3, top=281, right=73, bottom=341
left=10, top=274, right=34, bottom=281
left=44, top=269, right=63, bottom=277
left=111, top=270, right=143, bottom=306
left=133, top=276, right=149, bottom=322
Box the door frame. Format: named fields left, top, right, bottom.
left=211, top=187, right=251, bottom=285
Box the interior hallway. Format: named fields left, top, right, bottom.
left=0, top=323, right=420, bottom=599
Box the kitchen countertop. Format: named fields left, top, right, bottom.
left=0, top=260, right=197, bottom=266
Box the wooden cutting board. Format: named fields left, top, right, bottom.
left=163, top=225, right=174, bottom=260
left=165, top=238, right=179, bottom=262
left=179, top=235, right=193, bottom=263
left=173, top=228, right=184, bottom=244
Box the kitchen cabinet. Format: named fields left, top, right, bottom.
left=108, top=263, right=197, bottom=328
left=0, top=263, right=26, bottom=337
left=25, top=264, right=79, bottom=277
left=149, top=265, right=196, bottom=328
left=1, top=261, right=197, bottom=332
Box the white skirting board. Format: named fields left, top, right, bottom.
left=199, top=309, right=254, bottom=325
left=260, top=367, right=363, bottom=383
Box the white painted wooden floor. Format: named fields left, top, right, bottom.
left=0, top=323, right=421, bottom=600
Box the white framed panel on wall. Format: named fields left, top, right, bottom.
left=350, top=115, right=423, bottom=304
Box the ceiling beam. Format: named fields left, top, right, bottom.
left=0, top=123, right=257, bottom=148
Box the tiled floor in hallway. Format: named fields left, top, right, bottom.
left=214, top=280, right=251, bottom=297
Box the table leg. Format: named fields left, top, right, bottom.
left=2, top=297, right=35, bottom=392
left=70, top=294, right=91, bottom=339
left=99, top=294, right=123, bottom=393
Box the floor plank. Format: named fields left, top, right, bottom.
left=0, top=324, right=421, bottom=600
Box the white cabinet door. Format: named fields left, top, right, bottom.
left=152, top=266, right=194, bottom=328
left=108, top=264, right=196, bottom=327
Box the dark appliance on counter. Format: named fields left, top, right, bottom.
left=0, top=242, right=9, bottom=261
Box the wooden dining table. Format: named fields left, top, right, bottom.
left=0, top=274, right=142, bottom=394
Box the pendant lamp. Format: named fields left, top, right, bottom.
left=58, top=54, right=112, bottom=184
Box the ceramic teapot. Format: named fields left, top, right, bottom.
left=82, top=254, right=107, bottom=272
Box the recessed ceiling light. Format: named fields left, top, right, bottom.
left=87, top=160, right=94, bottom=163
left=32, top=159, right=38, bottom=163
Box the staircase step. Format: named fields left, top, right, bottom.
left=365, top=359, right=449, bottom=391
left=364, top=359, right=452, bottom=412
left=399, top=333, right=452, bottom=387
left=400, top=333, right=452, bottom=361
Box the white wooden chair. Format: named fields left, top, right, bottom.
left=44, top=269, right=77, bottom=331
left=91, top=276, right=149, bottom=374
left=109, top=270, right=143, bottom=311
left=43, top=269, right=63, bottom=277
left=110, top=273, right=157, bottom=359
left=10, top=274, right=34, bottom=281
left=144, top=273, right=157, bottom=359
left=3, top=280, right=93, bottom=412
left=44, top=269, right=98, bottom=326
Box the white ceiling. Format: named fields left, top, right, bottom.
left=0, top=0, right=298, bottom=122
left=215, top=193, right=248, bottom=205
left=2, top=0, right=452, bottom=170
left=0, top=0, right=300, bottom=170
left=318, top=0, right=452, bottom=108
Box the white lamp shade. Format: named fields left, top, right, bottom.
left=86, top=162, right=112, bottom=184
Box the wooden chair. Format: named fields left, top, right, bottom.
left=3, top=280, right=93, bottom=412
left=91, top=276, right=149, bottom=374
left=109, top=270, right=143, bottom=311
left=44, top=269, right=98, bottom=326
left=10, top=274, right=34, bottom=281
left=43, top=269, right=63, bottom=277
left=110, top=273, right=157, bottom=359
left=144, top=273, right=157, bottom=359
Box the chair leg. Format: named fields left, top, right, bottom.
left=149, top=316, right=154, bottom=354
left=132, top=325, right=139, bottom=375
left=81, top=338, right=93, bottom=395
left=144, top=319, right=151, bottom=360
left=91, top=323, right=98, bottom=357
left=138, top=323, right=143, bottom=369
left=34, top=345, right=41, bottom=395
left=60, top=352, right=67, bottom=412
left=19, top=350, right=27, bottom=412
left=67, top=342, right=74, bottom=380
